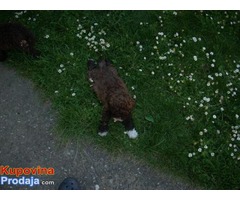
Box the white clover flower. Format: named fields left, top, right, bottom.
left=72, top=93, right=76, bottom=97
left=213, top=115, right=217, bottom=119
left=173, top=11, right=178, bottom=15
left=204, top=145, right=208, bottom=149
left=198, top=148, right=202, bottom=152
left=210, top=152, right=215, bottom=157
left=60, top=64, right=64, bottom=68
left=100, top=38, right=105, bottom=44
left=70, top=52, right=74, bottom=56
left=199, top=131, right=203, bottom=136
left=208, top=75, right=214, bottom=80
left=210, top=52, right=214, bottom=55
left=58, top=69, right=62, bottom=73
left=188, top=153, right=193, bottom=158
left=234, top=69, right=239, bottom=73
left=186, top=115, right=194, bottom=121
left=217, top=130, right=220, bottom=134
left=158, top=32, right=164, bottom=36
left=193, top=56, right=198, bottom=61
left=139, top=69, right=143, bottom=72
left=151, top=71, right=155, bottom=75
left=159, top=56, right=167, bottom=60
left=54, top=90, right=59, bottom=94
left=204, top=129, right=208, bottom=133
left=205, top=112, right=208, bottom=115
left=203, top=97, right=210, bottom=102
left=44, top=34, right=50, bottom=39
left=174, top=32, right=179, bottom=37
left=236, top=114, right=239, bottom=119
left=220, top=107, right=224, bottom=111
left=211, top=63, right=215, bottom=67
left=192, top=37, right=198, bottom=42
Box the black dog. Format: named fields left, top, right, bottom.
left=87, top=59, right=138, bottom=139
left=0, top=22, right=40, bottom=61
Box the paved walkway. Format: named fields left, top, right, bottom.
left=0, top=64, right=198, bottom=190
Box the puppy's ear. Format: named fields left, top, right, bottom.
left=87, top=59, right=97, bottom=70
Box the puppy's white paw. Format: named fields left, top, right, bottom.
left=113, top=118, right=123, bottom=122
left=125, top=129, right=138, bottom=139
left=98, top=131, right=108, bottom=137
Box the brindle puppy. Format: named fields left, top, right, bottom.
left=0, top=22, right=40, bottom=61
left=87, top=59, right=138, bottom=139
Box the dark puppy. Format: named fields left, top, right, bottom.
left=87, top=59, right=138, bottom=139
left=0, top=22, right=40, bottom=61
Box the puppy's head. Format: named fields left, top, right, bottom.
left=87, top=58, right=113, bottom=82
left=87, top=59, right=112, bottom=70
left=87, top=59, right=97, bottom=71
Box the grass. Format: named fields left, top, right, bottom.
left=1, top=10, right=240, bottom=189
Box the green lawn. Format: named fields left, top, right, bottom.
left=1, top=10, right=240, bottom=189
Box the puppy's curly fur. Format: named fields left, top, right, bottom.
left=0, top=22, right=40, bottom=61
left=87, top=59, right=138, bottom=139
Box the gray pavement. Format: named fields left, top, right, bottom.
left=0, top=64, right=198, bottom=190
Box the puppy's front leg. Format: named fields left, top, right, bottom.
left=122, top=114, right=138, bottom=139
left=98, top=107, right=111, bottom=137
